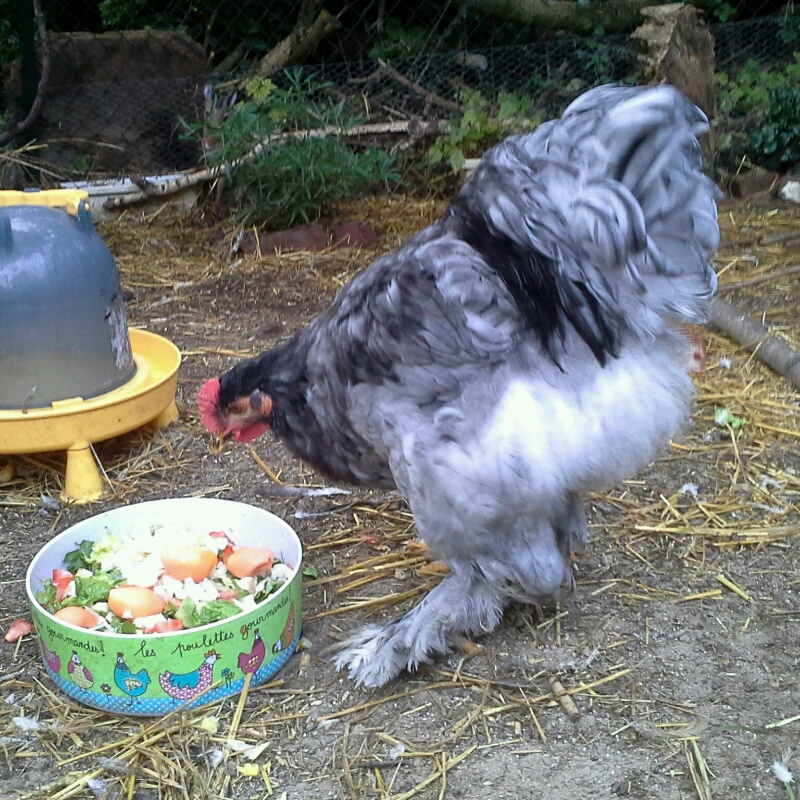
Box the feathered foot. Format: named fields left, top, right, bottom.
left=563, top=497, right=587, bottom=557
left=333, top=570, right=503, bottom=687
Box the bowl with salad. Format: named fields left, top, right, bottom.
left=26, top=498, right=302, bottom=716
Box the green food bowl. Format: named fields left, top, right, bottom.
left=26, top=498, right=302, bottom=716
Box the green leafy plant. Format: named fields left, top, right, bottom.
left=95, top=0, right=284, bottom=58
left=708, top=0, right=737, bottom=22
left=0, top=5, right=19, bottom=64
left=98, top=0, right=173, bottom=29
left=780, top=14, right=800, bottom=45
left=748, top=84, right=800, bottom=170
left=715, top=55, right=800, bottom=170
left=427, top=88, right=539, bottom=173
left=368, top=17, right=428, bottom=59
left=200, top=71, right=400, bottom=227
left=715, top=59, right=794, bottom=117
left=577, top=27, right=614, bottom=83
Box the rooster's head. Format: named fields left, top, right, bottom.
left=198, top=377, right=273, bottom=450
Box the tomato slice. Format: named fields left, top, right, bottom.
left=52, top=569, right=75, bottom=602
left=152, top=618, right=184, bottom=633
left=209, top=530, right=234, bottom=561
left=4, top=619, right=34, bottom=642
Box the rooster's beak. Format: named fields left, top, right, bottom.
left=212, top=432, right=233, bottom=453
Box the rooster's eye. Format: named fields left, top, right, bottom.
left=230, top=399, right=249, bottom=414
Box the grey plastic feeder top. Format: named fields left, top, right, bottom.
left=0, top=200, right=136, bottom=410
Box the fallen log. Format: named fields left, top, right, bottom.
left=103, top=119, right=443, bottom=211
left=709, top=297, right=800, bottom=390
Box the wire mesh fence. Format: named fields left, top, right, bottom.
left=0, top=1, right=797, bottom=181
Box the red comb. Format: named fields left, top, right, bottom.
left=197, top=378, right=222, bottom=433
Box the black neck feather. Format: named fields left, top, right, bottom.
left=449, top=196, right=619, bottom=365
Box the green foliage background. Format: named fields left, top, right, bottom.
left=2, top=0, right=800, bottom=222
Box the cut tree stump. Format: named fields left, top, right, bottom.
left=633, top=4, right=716, bottom=160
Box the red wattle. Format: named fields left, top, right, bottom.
left=233, top=421, right=270, bottom=442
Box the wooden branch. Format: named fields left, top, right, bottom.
left=254, top=7, right=341, bottom=78
left=719, top=264, right=800, bottom=293
left=202, top=9, right=217, bottom=67
left=298, top=0, right=323, bottom=27
left=377, top=59, right=463, bottom=114
left=103, top=119, right=443, bottom=210
left=758, top=230, right=800, bottom=247
left=213, top=42, right=247, bottom=76
left=709, top=297, right=800, bottom=390
left=549, top=676, right=581, bottom=722
left=0, top=0, right=49, bottom=147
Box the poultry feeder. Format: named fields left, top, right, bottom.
left=26, top=498, right=303, bottom=717
left=0, top=189, right=180, bottom=502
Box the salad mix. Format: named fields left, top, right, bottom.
left=36, top=526, right=292, bottom=634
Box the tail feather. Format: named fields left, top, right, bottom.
left=456, top=83, right=720, bottom=364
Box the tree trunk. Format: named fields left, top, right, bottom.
left=449, top=0, right=718, bottom=35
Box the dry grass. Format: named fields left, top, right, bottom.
left=0, top=193, right=798, bottom=799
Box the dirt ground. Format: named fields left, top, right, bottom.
left=0, top=193, right=798, bottom=800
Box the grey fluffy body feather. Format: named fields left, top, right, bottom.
left=216, top=84, right=720, bottom=686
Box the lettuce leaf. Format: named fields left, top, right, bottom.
left=36, top=568, right=122, bottom=614
left=176, top=597, right=240, bottom=628
left=35, top=583, right=80, bottom=613
left=63, top=540, right=94, bottom=573
left=35, top=582, right=58, bottom=612
left=106, top=617, right=137, bottom=634
left=254, top=578, right=283, bottom=603
left=74, top=572, right=121, bottom=605
left=89, top=533, right=122, bottom=567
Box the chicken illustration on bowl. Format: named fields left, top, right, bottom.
left=159, top=651, right=219, bottom=703
left=238, top=629, right=266, bottom=675
left=114, top=654, right=151, bottom=706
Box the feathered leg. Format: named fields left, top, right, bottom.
left=562, top=496, right=587, bottom=556
left=335, top=500, right=587, bottom=686
left=333, top=567, right=504, bottom=687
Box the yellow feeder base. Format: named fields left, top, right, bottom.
left=0, top=328, right=181, bottom=503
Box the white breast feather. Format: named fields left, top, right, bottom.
left=484, top=352, right=692, bottom=498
